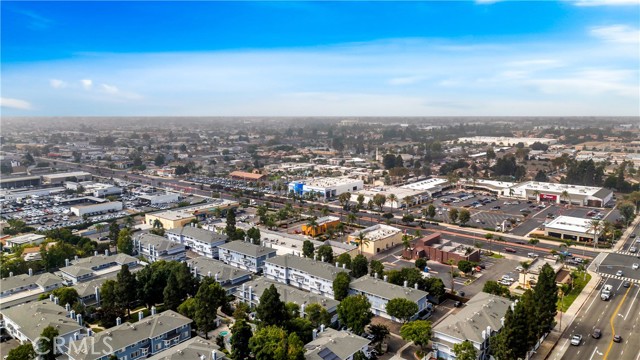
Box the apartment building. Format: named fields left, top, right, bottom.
left=348, top=276, right=429, bottom=322
left=166, top=226, right=227, bottom=259
left=305, top=328, right=371, bottom=360
left=0, top=271, right=64, bottom=310
left=59, top=252, right=139, bottom=284
left=134, top=233, right=187, bottom=263
left=186, top=257, right=252, bottom=294
left=217, top=241, right=277, bottom=273
left=264, top=254, right=350, bottom=298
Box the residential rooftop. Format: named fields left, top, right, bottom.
left=1, top=300, right=83, bottom=341
left=218, top=241, right=277, bottom=258
left=266, top=254, right=350, bottom=281
left=349, top=276, right=428, bottom=302
left=237, top=278, right=339, bottom=312
left=304, top=328, right=370, bottom=360
left=186, top=257, right=252, bottom=283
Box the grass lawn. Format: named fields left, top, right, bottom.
left=558, top=271, right=592, bottom=312
left=490, top=253, right=505, bottom=259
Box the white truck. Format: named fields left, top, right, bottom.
left=601, top=284, right=613, bottom=301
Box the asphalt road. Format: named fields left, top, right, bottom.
left=597, top=253, right=640, bottom=283
left=559, top=277, right=640, bottom=360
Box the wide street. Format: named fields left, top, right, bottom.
left=558, top=275, right=640, bottom=360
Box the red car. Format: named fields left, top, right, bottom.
left=504, top=248, right=517, bottom=253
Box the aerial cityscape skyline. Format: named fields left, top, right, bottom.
left=2, top=0, right=639, bottom=116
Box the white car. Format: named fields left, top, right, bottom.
left=616, top=270, right=623, bottom=277
left=632, top=263, right=639, bottom=270
left=571, top=334, right=582, bottom=346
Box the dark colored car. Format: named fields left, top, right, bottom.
left=592, top=329, right=601, bottom=339
left=623, top=281, right=631, bottom=288
left=0, top=335, right=11, bottom=343
left=454, top=301, right=462, bottom=307
left=613, top=335, right=622, bottom=343
left=505, top=248, right=517, bottom=253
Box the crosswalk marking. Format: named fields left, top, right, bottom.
left=614, top=250, right=639, bottom=257
left=598, top=272, right=640, bottom=284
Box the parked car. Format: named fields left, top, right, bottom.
left=592, top=329, right=601, bottom=339
left=629, top=247, right=637, bottom=253
left=623, top=281, right=631, bottom=288
left=616, top=270, right=624, bottom=277
left=528, top=252, right=538, bottom=258
left=632, top=263, right=639, bottom=270
left=504, top=247, right=516, bottom=253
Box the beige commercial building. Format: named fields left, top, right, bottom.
left=347, top=224, right=403, bottom=255
left=145, top=199, right=238, bottom=229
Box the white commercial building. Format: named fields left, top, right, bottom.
left=505, top=181, right=613, bottom=207
left=70, top=201, right=123, bottom=216
left=544, top=216, right=603, bottom=242
left=42, top=171, right=92, bottom=185
left=264, top=254, right=350, bottom=299
left=457, top=136, right=557, bottom=146
left=288, top=177, right=364, bottom=199
left=139, top=193, right=180, bottom=205
left=459, top=179, right=517, bottom=195
left=4, top=233, right=46, bottom=247
left=218, top=241, right=277, bottom=273
left=351, top=186, right=427, bottom=209
left=401, top=177, right=451, bottom=197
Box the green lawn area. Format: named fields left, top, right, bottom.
left=558, top=271, right=592, bottom=312
left=490, top=253, right=505, bottom=259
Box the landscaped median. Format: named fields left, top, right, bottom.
left=557, top=270, right=592, bottom=312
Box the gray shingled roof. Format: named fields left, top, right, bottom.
left=2, top=273, right=64, bottom=292
left=349, top=276, right=428, bottom=302
left=67, top=310, right=192, bottom=360
left=433, top=292, right=512, bottom=344
left=305, top=328, right=370, bottom=360
left=236, top=278, right=339, bottom=312
left=167, top=226, right=227, bottom=244
left=218, top=241, right=276, bottom=258
left=145, top=336, right=227, bottom=360
left=265, top=254, right=350, bottom=281
left=60, top=254, right=138, bottom=278
left=1, top=300, right=83, bottom=341
left=136, top=233, right=185, bottom=253
left=186, top=257, right=252, bottom=283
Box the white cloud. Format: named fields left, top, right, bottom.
left=101, top=83, right=119, bottom=94
left=80, top=79, right=93, bottom=90
left=590, top=25, right=640, bottom=44
left=573, top=0, right=640, bottom=6
left=1, top=97, right=32, bottom=110
left=388, top=76, right=425, bottom=85
left=49, top=79, right=67, bottom=89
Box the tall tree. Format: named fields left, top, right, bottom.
left=386, top=298, right=419, bottom=323
left=38, top=326, right=59, bottom=360
left=249, top=326, right=305, bottom=360
left=337, top=295, right=373, bottom=334
left=163, top=273, right=182, bottom=310
left=316, top=245, right=334, bottom=263
left=116, top=264, right=138, bottom=317
left=533, top=263, right=558, bottom=337
left=458, top=209, right=471, bottom=226
left=399, top=320, right=432, bottom=352
left=453, top=340, right=477, bottom=360
left=302, top=240, right=315, bottom=258
left=449, top=208, right=459, bottom=224
left=256, top=284, right=288, bottom=328
left=305, top=303, right=332, bottom=328
left=226, top=209, right=237, bottom=239
left=369, top=260, right=384, bottom=278
left=333, top=272, right=351, bottom=301
left=351, top=254, right=369, bottom=278
left=231, top=319, right=253, bottom=360
left=195, top=277, right=227, bottom=339
left=117, top=228, right=133, bottom=255
left=100, top=279, right=124, bottom=327
left=6, top=344, right=36, bottom=360
left=336, top=253, right=352, bottom=269
left=247, top=227, right=261, bottom=245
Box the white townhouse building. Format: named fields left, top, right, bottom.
left=166, top=226, right=227, bottom=259
left=348, top=276, right=429, bottom=322
left=134, top=233, right=187, bottom=263
left=264, top=254, right=350, bottom=299
left=432, top=292, right=512, bottom=360
left=0, top=272, right=64, bottom=310
left=59, top=252, right=139, bottom=285
left=186, top=257, right=252, bottom=294
left=218, top=241, right=277, bottom=273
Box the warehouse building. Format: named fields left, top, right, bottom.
left=42, top=171, right=92, bottom=185
left=70, top=201, right=123, bottom=217
left=544, top=215, right=603, bottom=242
left=504, top=181, right=613, bottom=207
left=457, top=136, right=557, bottom=146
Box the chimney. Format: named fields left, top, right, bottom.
left=9, top=272, right=13, bottom=277
left=49, top=294, right=55, bottom=302
left=151, top=306, right=157, bottom=315
left=94, top=250, right=98, bottom=256
left=342, top=264, right=346, bottom=269
left=414, top=283, right=418, bottom=289
left=383, top=275, right=388, bottom=282
left=335, top=262, right=339, bottom=268
left=87, top=328, right=93, bottom=336
left=214, top=273, right=219, bottom=282
left=321, top=256, right=325, bottom=262
left=70, top=310, right=76, bottom=320
left=73, top=332, right=80, bottom=341
left=74, top=255, right=79, bottom=261
left=320, top=324, right=325, bottom=333
left=208, top=271, right=212, bottom=277
left=242, top=283, right=246, bottom=302
left=105, top=249, right=109, bottom=256
left=374, top=272, right=378, bottom=279
left=249, top=286, right=253, bottom=301
left=54, top=296, right=59, bottom=305
left=312, top=329, right=318, bottom=340
left=404, top=280, right=408, bottom=288
left=94, top=286, right=100, bottom=306
left=65, top=303, right=71, bottom=312
left=300, top=303, right=306, bottom=316
left=194, top=267, right=198, bottom=276
left=487, top=326, right=491, bottom=336
left=77, top=314, right=83, bottom=326
left=28, top=268, right=33, bottom=276
left=138, top=311, right=144, bottom=321
left=212, top=351, right=217, bottom=360
left=65, top=258, right=70, bottom=267
left=482, top=330, right=487, bottom=340
left=116, top=317, right=122, bottom=326
left=314, top=255, right=317, bottom=261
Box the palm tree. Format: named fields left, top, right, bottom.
left=306, top=218, right=319, bottom=237
left=355, top=232, right=370, bottom=255
left=561, top=190, right=571, bottom=206
left=528, top=238, right=539, bottom=252
left=124, top=216, right=135, bottom=229
left=386, top=194, right=398, bottom=212
left=321, top=206, right=330, bottom=217
left=508, top=187, right=515, bottom=198
left=474, top=241, right=484, bottom=256
left=95, top=223, right=106, bottom=238
left=532, top=190, right=541, bottom=203
left=589, top=219, right=602, bottom=249
left=402, top=234, right=413, bottom=251
left=346, top=213, right=357, bottom=225
left=402, top=196, right=414, bottom=214
left=520, top=261, right=532, bottom=288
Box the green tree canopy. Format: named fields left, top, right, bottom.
left=231, top=318, right=253, bottom=360
left=337, top=295, right=373, bottom=334
left=385, top=298, right=419, bottom=323
left=453, top=340, right=477, bottom=360
left=316, top=245, right=334, bottom=264
left=400, top=320, right=432, bottom=351
left=116, top=228, right=133, bottom=255
left=6, top=344, right=36, bottom=360
left=333, top=272, right=351, bottom=301
left=304, top=303, right=331, bottom=329
left=256, top=284, right=289, bottom=328
left=351, top=254, right=369, bottom=278
left=302, top=240, right=315, bottom=258
left=195, top=277, right=227, bottom=338
left=249, top=326, right=305, bottom=360
left=38, top=326, right=59, bottom=360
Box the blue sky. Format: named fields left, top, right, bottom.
left=2, top=0, right=639, bottom=116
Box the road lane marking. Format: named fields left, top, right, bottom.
left=604, top=285, right=633, bottom=360
left=624, top=285, right=640, bottom=320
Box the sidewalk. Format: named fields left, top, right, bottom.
left=533, top=270, right=601, bottom=360
left=612, top=214, right=640, bottom=252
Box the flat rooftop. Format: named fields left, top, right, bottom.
left=461, top=179, right=517, bottom=190
left=42, top=171, right=92, bottom=179
left=352, top=224, right=401, bottom=241
left=401, top=178, right=449, bottom=191
left=510, top=181, right=602, bottom=197
left=149, top=199, right=238, bottom=220
left=545, top=215, right=596, bottom=234
left=296, top=177, right=362, bottom=188
left=431, top=240, right=471, bottom=256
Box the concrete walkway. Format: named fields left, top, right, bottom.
left=533, top=270, right=601, bottom=360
